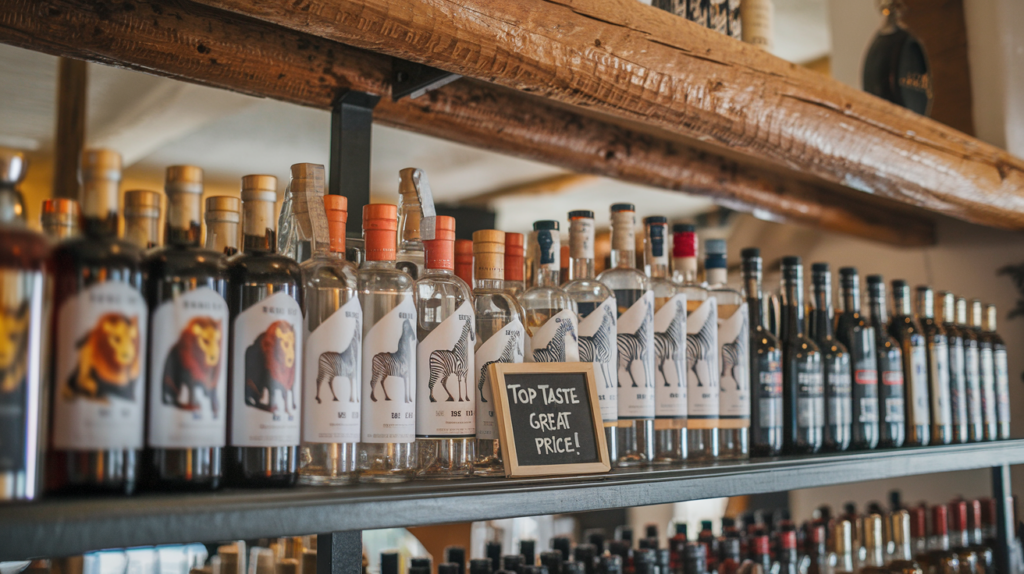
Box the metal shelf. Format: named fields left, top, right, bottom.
left=3, top=441, right=1023, bottom=560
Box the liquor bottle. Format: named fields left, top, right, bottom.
left=298, top=189, right=361, bottom=486
left=948, top=501, right=979, bottom=574
left=918, top=506, right=961, bottom=574
left=670, top=524, right=689, bottom=574
left=809, top=263, right=852, bottom=452
left=122, top=189, right=161, bottom=250
left=956, top=297, right=983, bottom=442
left=396, top=168, right=430, bottom=280
left=564, top=211, right=619, bottom=463
left=862, top=1, right=932, bottom=117
left=888, top=280, right=929, bottom=446
left=833, top=268, right=879, bottom=450
left=504, top=232, right=526, bottom=298
left=740, top=248, right=783, bottom=457
left=414, top=215, right=475, bottom=478
left=916, top=287, right=952, bottom=445
left=866, top=275, right=905, bottom=448
left=834, top=520, right=857, bottom=574
left=672, top=224, right=719, bottom=461
left=859, top=514, right=889, bottom=574
left=0, top=147, right=48, bottom=501
left=981, top=304, right=1010, bottom=440
left=597, top=204, right=654, bottom=466
left=41, top=198, right=80, bottom=240
left=776, top=530, right=799, bottom=574
left=802, top=523, right=827, bottom=574
left=521, top=220, right=579, bottom=363
left=888, top=510, right=925, bottom=574
left=225, top=175, right=302, bottom=487
left=779, top=257, right=823, bottom=454
left=937, top=292, right=968, bottom=444
left=966, top=500, right=993, bottom=574
left=0, top=148, right=27, bottom=222
left=705, top=239, right=747, bottom=460
left=910, top=506, right=929, bottom=560
left=455, top=239, right=474, bottom=287
left=143, top=165, right=229, bottom=490
left=644, top=216, right=687, bottom=463
left=970, top=300, right=997, bottom=441
left=356, top=203, right=417, bottom=482
left=472, top=230, right=525, bottom=475
left=47, top=149, right=147, bottom=495
left=204, top=196, right=240, bottom=257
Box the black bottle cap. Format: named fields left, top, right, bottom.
left=585, top=531, right=606, bottom=553
left=502, top=556, right=524, bottom=572
left=740, top=247, right=760, bottom=259
left=569, top=210, right=594, bottom=219
left=867, top=501, right=884, bottom=515
left=843, top=502, right=857, bottom=515
left=440, top=564, right=461, bottom=574
left=811, top=262, right=829, bottom=273
left=700, top=520, right=713, bottom=532
left=381, top=553, right=400, bottom=574
left=563, top=563, right=585, bottom=574
left=410, top=568, right=431, bottom=574
left=597, top=556, right=622, bottom=574
left=645, top=524, right=659, bottom=539
left=891, top=279, right=908, bottom=289
left=617, top=525, right=634, bottom=543
left=721, top=517, right=735, bottom=529
left=412, top=558, right=433, bottom=570
left=607, top=541, right=631, bottom=560
left=533, top=220, right=560, bottom=231
left=781, top=255, right=801, bottom=266
left=471, top=559, right=494, bottom=574
left=866, top=274, right=884, bottom=284
left=674, top=523, right=688, bottom=538
left=446, top=547, right=466, bottom=574
left=487, top=542, right=503, bottom=572
left=839, top=266, right=858, bottom=276
left=519, top=541, right=536, bottom=565
left=915, top=284, right=931, bottom=292
left=638, top=538, right=657, bottom=550
left=611, top=203, right=635, bottom=213
left=817, top=505, right=832, bottom=521
left=539, top=552, right=563, bottom=574
left=672, top=223, right=695, bottom=233
left=643, top=216, right=667, bottom=225
left=890, top=490, right=903, bottom=510
left=551, top=537, right=571, bottom=561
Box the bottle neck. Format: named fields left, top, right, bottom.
left=475, top=277, right=505, bottom=291
left=916, top=290, right=934, bottom=319
left=929, top=533, right=950, bottom=552
left=205, top=220, right=239, bottom=254
left=242, top=201, right=277, bottom=253
left=423, top=267, right=454, bottom=278
left=869, top=290, right=889, bottom=325
left=782, top=276, right=806, bottom=336
left=706, top=267, right=727, bottom=286
left=398, top=194, right=422, bottom=246
left=361, top=259, right=394, bottom=270
left=124, top=215, right=159, bottom=249
left=165, top=192, right=202, bottom=247
left=841, top=284, right=860, bottom=313
left=570, top=257, right=595, bottom=280
left=864, top=543, right=884, bottom=567
left=0, top=188, right=22, bottom=224
left=611, top=248, right=636, bottom=270
left=743, top=266, right=764, bottom=328
left=812, top=278, right=835, bottom=337
left=893, top=289, right=912, bottom=317
left=675, top=256, right=699, bottom=284
left=534, top=266, right=560, bottom=287
left=81, top=178, right=120, bottom=237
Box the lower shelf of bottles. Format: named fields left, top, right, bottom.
left=3, top=440, right=1023, bottom=561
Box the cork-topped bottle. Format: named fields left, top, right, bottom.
left=503, top=232, right=526, bottom=298
left=520, top=220, right=579, bottom=364
left=937, top=292, right=968, bottom=444
left=225, top=174, right=303, bottom=487
left=123, top=189, right=162, bottom=250
left=47, top=149, right=148, bottom=495
left=957, top=297, right=984, bottom=442
left=204, top=196, right=240, bottom=257
left=981, top=304, right=1010, bottom=439
left=41, top=198, right=80, bottom=241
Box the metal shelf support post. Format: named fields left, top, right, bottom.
left=992, top=464, right=1014, bottom=574
left=329, top=90, right=380, bottom=234
left=318, top=531, right=363, bottom=574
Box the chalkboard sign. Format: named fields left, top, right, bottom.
left=490, top=362, right=611, bottom=477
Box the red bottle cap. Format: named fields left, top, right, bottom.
left=424, top=215, right=456, bottom=270
left=932, top=505, right=949, bottom=536
left=455, top=239, right=474, bottom=284
left=909, top=507, right=927, bottom=538
left=560, top=244, right=569, bottom=270
left=504, top=232, right=524, bottom=281
left=362, top=203, right=398, bottom=261
left=779, top=530, right=796, bottom=550
left=324, top=195, right=347, bottom=253
left=673, top=229, right=697, bottom=258
left=949, top=501, right=968, bottom=532
left=753, top=535, right=770, bottom=555
left=968, top=499, right=983, bottom=531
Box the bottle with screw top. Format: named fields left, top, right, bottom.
left=969, top=300, right=997, bottom=441
left=123, top=190, right=161, bottom=250
left=356, top=203, right=417, bottom=482
left=47, top=149, right=148, bottom=495
left=706, top=239, right=748, bottom=459
left=455, top=239, right=474, bottom=287
left=937, top=292, right=968, bottom=444
left=916, top=286, right=952, bottom=445
left=644, top=216, right=688, bottom=463
left=956, top=297, right=984, bottom=442
left=597, top=204, right=655, bottom=466
left=396, top=168, right=434, bottom=280
left=204, top=196, right=240, bottom=257
left=779, top=257, right=823, bottom=454
left=809, top=263, right=852, bottom=452
left=415, top=215, right=475, bottom=478
left=41, top=198, right=80, bottom=240
left=563, top=211, right=619, bottom=463
left=889, top=280, right=929, bottom=446
left=740, top=248, right=783, bottom=457
left=520, top=220, right=579, bottom=363
left=981, top=304, right=1010, bottom=439
left=225, top=174, right=302, bottom=487
left=144, top=165, right=229, bottom=490
left=504, top=232, right=526, bottom=298
left=835, top=267, right=879, bottom=450
left=866, top=275, right=905, bottom=448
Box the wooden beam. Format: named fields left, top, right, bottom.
left=51, top=57, right=86, bottom=199
left=0, top=0, right=934, bottom=245
left=459, top=173, right=597, bottom=207
left=194, top=0, right=1024, bottom=231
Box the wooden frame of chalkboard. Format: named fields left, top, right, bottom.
left=489, top=362, right=611, bottom=477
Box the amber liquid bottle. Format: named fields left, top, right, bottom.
left=204, top=196, right=240, bottom=257
left=144, top=166, right=229, bottom=490
left=47, top=149, right=147, bottom=495
left=225, top=175, right=303, bottom=487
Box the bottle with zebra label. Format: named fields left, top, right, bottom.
left=956, top=297, right=983, bottom=442
left=982, top=304, right=1010, bottom=440
left=471, top=230, right=526, bottom=475
left=780, top=257, right=823, bottom=454
left=867, top=275, right=906, bottom=448
left=889, top=280, right=930, bottom=447
left=809, top=263, right=852, bottom=452
left=597, top=204, right=655, bottom=466
left=916, top=286, right=952, bottom=446
left=835, top=268, right=880, bottom=450
left=741, top=248, right=783, bottom=457
left=706, top=239, right=748, bottom=460
left=563, top=211, right=619, bottom=464
left=937, top=291, right=968, bottom=444
left=414, top=215, right=475, bottom=479
left=520, top=220, right=580, bottom=364
left=356, top=203, right=418, bottom=483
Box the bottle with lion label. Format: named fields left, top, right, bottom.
left=520, top=220, right=579, bottom=365
left=47, top=149, right=148, bottom=495
left=144, top=165, right=229, bottom=490
left=226, top=175, right=303, bottom=487
left=356, top=203, right=417, bottom=482
left=706, top=239, right=748, bottom=460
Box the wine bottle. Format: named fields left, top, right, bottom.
left=889, top=280, right=929, bottom=447
left=0, top=148, right=27, bottom=223
left=981, top=304, right=1010, bottom=440
left=779, top=257, right=823, bottom=454
left=916, top=286, right=952, bottom=445
left=835, top=267, right=879, bottom=450
left=956, top=297, right=984, bottom=442
left=521, top=220, right=579, bottom=364
left=204, top=196, right=240, bottom=257
left=705, top=239, right=748, bottom=460
left=41, top=198, right=80, bottom=241
left=937, top=292, right=968, bottom=444
left=809, top=263, right=851, bottom=452
left=866, top=275, right=905, bottom=448
left=122, top=189, right=161, bottom=250
left=740, top=248, right=783, bottom=457
left=970, top=300, right=997, bottom=441
left=504, top=232, right=526, bottom=298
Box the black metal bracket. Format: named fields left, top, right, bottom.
left=329, top=91, right=380, bottom=244
left=991, top=465, right=1014, bottom=574
left=318, top=531, right=362, bottom=574
left=392, top=58, right=460, bottom=101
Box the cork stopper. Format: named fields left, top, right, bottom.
left=363, top=203, right=398, bottom=261
left=324, top=195, right=348, bottom=253
left=289, top=163, right=328, bottom=248
left=165, top=165, right=203, bottom=195
left=505, top=232, right=525, bottom=282
left=610, top=204, right=635, bottom=252
left=205, top=196, right=240, bottom=223
left=454, top=238, right=473, bottom=282
left=41, top=198, right=80, bottom=239
left=80, top=149, right=122, bottom=183
left=970, top=299, right=984, bottom=329
left=0, top=147, right=28, bottom=186
left=79, top=149, right=123, bottom=218
left=123, top=189, right=161, bottom=219
left=241, top=174, right=278, bottom=202
left=425, top=215, right=456, bottom=270
left=474, top=229, right=505, bottom=281
left=984, top=304, right=997, bottom=332
left=569, top=211, right=595, bottom=259
left=241, top=175, right=277, bottom=238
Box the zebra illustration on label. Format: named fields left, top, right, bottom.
left=580, top=303, right=616, bottom=388
left=655, top=299, right=686, bottom=387
left=687, top=298, right=720, bottom=419
left=417, top=301, right=476, bottom=438
left=316, top=328, right=360, bottom=404
left=688, top=308, right=718, bottom=387
left=720, top=313, right=748, bottom=390
left=478, top=330, right=522, bottom=402
left=718, top=303, right=749, bottom=422
left=303, top=296, right=362, bottom=444
left=475, top=319, right=525, bottom=440
left=618, top=298, right=653, bottom=388
left=369, top=319, right=415, bottom=403
left=428, top=317, right=475, bottom=402
left=533, top=318, right=578, bottom=362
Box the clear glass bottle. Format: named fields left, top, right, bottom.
left=356, top=203, right=417, bottom=482
left=598, top=204, right=654, bottom=466
left=123, top=189, right=162, bottom=250
left=204, top=196, right=240, bottom=257
left=563, top=211, right=619, bottom=464
left=47, top=149, right=146, bottom=495
left=298, top=188, right=361, bottom=486
left=414, top=215, right=475, bottom=478
left=740, top=248, right=783, bottom=457
left=778, top=257, right=823, bottom=454
left=889, top=280, right=929, bottom=447
left=671, top=224, right=719, bottom=461
left=644, top=216, right=687, bottom=463
left=520, top=221, right=579, bottom=363
left=835, top=268, right=879, bottom=450
left=916, top=286, right=952, bottom=445
left=705, top=239, right=748, bottom=459
left=472, top=230, right=525, bottom=475
left=981, top=304, right=1010, bottom=440
left=41, top=198, right=80, bottom=241
left=866, top=275, right=906, bottom=449
left=809, top=263, right=852, bottom=452
left=0, top=147, right=27, bottom=223
left=888, top=511, right=925, bottom=574
left=937, top=292, right=968, bottom=444
left=225, top=175, right=302, bottom=487
left=504, top=232, right=526, bottom=298
left=834, top=520, right=858, bottom=574
left=396, top=168, right=429, bottom=280
left=455, top=239, right=474, bottom=287
left=860, top=515, right=889, bottom=574
left=957, top=297, right=984, bottom=442
left=144, top=165, right=229, bottom=491
left=969, top=300, right=997, bottom=441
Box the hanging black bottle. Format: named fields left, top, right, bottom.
left=834, top=268, right=879, bottom=450
left=809, top=263, right=852, bottom=451
left=740, top=248, right=783, bottom=456
left=915, top=286, right=951, bottom=445
left=779, top=257, right=823, bottom=454
left=866, top=276, right=905, bottom=448
left=889, top=280, right=929, bottom=447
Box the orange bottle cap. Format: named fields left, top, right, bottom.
left=504, top=232, right=525, bottom=282
left=453, top=238, right=474, bottom=282
left=324, top=195, right=348, bottom=253
left=363, top=203, right=398, bottom=261
left=425, top=215, right=456, bottom=270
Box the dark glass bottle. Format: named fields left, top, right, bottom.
left=970, top=300, right=997, bottom=441
left=888, top=280, right=929, bottom=447
left=937, top=292, right=968, bottom=444
left=834, top=268, right=879, bottom=450
left=809, top=263, right=851, bottom=452
left=981, top=305, right=1010, bottom=440
left=862, top=1, right=932, bottom=116
left=779, top=257, right=823, bottom=454
left=225, top=175, right=302, bottom=486
left=144, top=165, right=229, bottom=490
left=866, top=275, right=905, bottom=448
left=775, top=530, right=798, bottom=574
left=47, top=149, right=146, bottom=495
left=956, top=297, right=984, bottom=442
left=204, top=196, right=240, bottom=257
left=916, top=287, right=952, bottom=445
left=740, top=248, right=783, bottom=457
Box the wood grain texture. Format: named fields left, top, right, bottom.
left=52, top=57, right=86, bottom=199
left=0, top=0, right=933, bottom=245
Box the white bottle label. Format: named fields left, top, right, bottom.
left=361, top=298, right=417, bottom=443
left=981, top=347, right=997, bottom=426
left=526, top=309, right=580, bottom=363
left=686, top=298, right=720, bottom=424
left=147, top=287, right=228, bottom=449
left=616, top=291, right=656, bottom=420
left=910, top=344, right=930, bottom=426
left=230, top=291, right=302, bottom=447
left=931, top=341, right=952, bottom=426
left=965, top=345, right=983, bottom=425
left=995, top=349, right=1010, bottom=430
left=416, top=302, right=476, bottom=438
left=653, top=294, right=687, bottom=420
left=302, top=297, right=362, bottom=444
left=718, top=302, right=750, bottom=424
left=476, top=318, right=525, bottom=439
left=578, top=297, right=618, bottom=423
left=53, top=281, right=148, bottom=450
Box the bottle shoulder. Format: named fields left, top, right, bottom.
left=228, top=251, right=303, bottom=282
left=649, top=276, right=678, bottom=297
left=0, top=223, right=49, bottom=270
left=357, top=263, right=415, bottom=293
left=520, top=285, right=577, bottom=310
left=415, top=274, right=473, bottom=305
left=708, top=283, right=743, bottom=304
left=678, top=283, right=709, bottom=301
left=597, top=266, right=650, bottom=290
left=53, top=234, right=144, bottom=270
left=301, top=254, right=359, bottom=289
left=562, top=277, right=614, bottom=301
left=473, top=289, right=525, bottom=321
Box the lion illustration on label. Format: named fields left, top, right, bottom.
left=64, top=313, right=141, bottom=401
left=0, top=302, right=29, bottom=395
left=162, top=316, right=223, bottom=417
left=244, top=320, right=297, bottom=417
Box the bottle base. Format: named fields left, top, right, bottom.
left=358, top=472, right=414, bottom=484
left=298, top=473, right=357, bottom=486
